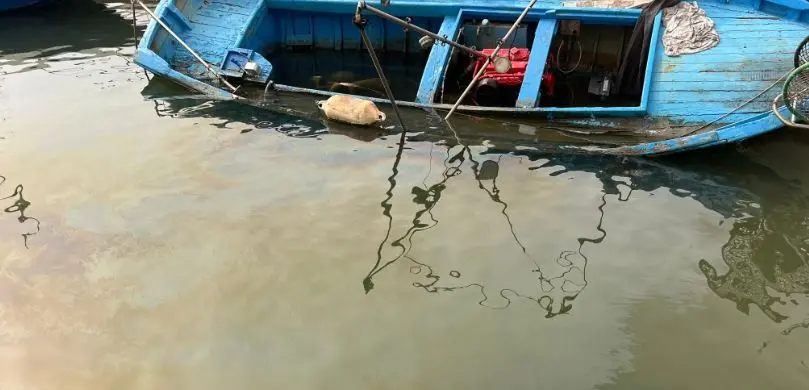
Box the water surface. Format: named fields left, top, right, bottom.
left=1, top=2, right=809, bottom=389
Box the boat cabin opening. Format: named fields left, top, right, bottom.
left=437, top=15, right=652, bottom=112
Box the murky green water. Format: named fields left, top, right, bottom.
left=2, top=1, right=809, bottom=389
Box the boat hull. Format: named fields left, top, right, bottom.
left=132, top=0, right=809, bottom=155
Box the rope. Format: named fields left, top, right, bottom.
left=557, top=39, right=582, bottom=74
left=678, top=70, right=790, bottom=137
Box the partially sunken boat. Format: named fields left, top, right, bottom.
left=132, top=0, right=809, bottom=155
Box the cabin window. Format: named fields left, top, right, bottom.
left=543, top=19, right=640, bottom=108
left=436, top=10, right=661, bottom=115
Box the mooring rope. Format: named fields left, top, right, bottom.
left=678, top=70, right=790, bottom=137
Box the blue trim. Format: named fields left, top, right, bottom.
left=602, top=106, right=790, bottom=155
left=163, top=3, right=192, bottom=32
left=264, top=0, right=646, bottom=20
left=516, top=18, right=557, bottom=108
left=134, top=49, right=236, bottom=100
left=458, top=8, right=642, bottom=24
left=415, top=12, right=463, bottom=104
left=766, top=0, right=809, bottom=10
left=639, top=12, right=663, bottom=113
left=236, top=0, right=268, bottom=47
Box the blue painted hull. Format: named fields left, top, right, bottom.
left=0, top=0, right=58, bottom=12
left=133, top=0, right=809, bottom=155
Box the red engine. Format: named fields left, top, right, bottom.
left=473, top=48, right=530, bottom=87
left=473, top=48, right=555, bottom=97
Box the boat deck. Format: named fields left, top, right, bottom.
left=647, top=2, right=806, bottom=125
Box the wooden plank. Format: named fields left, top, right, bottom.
left=516, top=18, right=557, bottom=108
left=342, top=15, right=361, bottom=50
left=765, top=0, right=809, bottom=10
left=705, top=33, right=808, bottom=43
left=415, top=12, right=462, bottom=104
left=182, top=24, right=239, bottom=43
left=362, top=17, right=385, bottom=50
left=192, top=13, right=248, bottom=28
left=385, top=19, right=407, bottom=52
left=560, top=0, right=650, bottom=7
left=713, top=23, right=808, bottom=32
left=198, top=1, right=253, bottom=17
left=313, top=14, right=339, bottom=49
left=198, top=4, right=251, bottom=18
left=658, top=45, right=794, bottom=56
left=174, top=34, right=234, bottom=65
left=161, top=2, right=192, bottom=32
left=655, top=51, right=793, bottom=64
left=651, top=81, right=784, bottom=92
left=238, top=4, right=278, bottom=51
left=649, top=89, right=779, bottom=103
left=648, top=100, right=773, bottom=116
left=652, top=69, right=790, bottom=82
left=652, top=60, right=792, bottom=73
left=284, top=13, right=314, bottom=47
left=663, top=112, right=770, bottom=124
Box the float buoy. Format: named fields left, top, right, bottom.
left=316, top=95, right=387, bottom=126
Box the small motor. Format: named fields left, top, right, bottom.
left=588, top=71, right=613, bottom=101
left=243, top=61, right=261, bottom=78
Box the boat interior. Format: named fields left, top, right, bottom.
left=252, top=11, right=648, bottom=110
left=137, top=0, right=809, bottom=130
left=436, top=17, right=642, bottom=108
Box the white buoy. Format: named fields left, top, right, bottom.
left=316, top=95, right=387, bottom=126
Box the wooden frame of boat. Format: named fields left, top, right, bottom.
left=133, top=0, right=809, bottom=155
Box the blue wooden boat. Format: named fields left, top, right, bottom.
left=132, top=0, right=809, bottom=155
left=0, top=0, right=58, bottom=12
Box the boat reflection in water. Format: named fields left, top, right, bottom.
left=0, top=176, right=39, bottom=249
left=142, top=83, right=809, bottom=333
